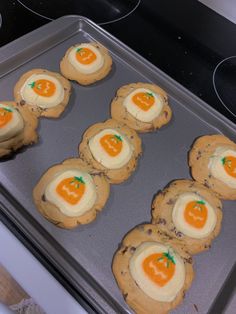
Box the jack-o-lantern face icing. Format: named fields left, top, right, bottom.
left=45, top=170, right=97, bottom=217
left=100, top=134, right=123, bottom=157
left=172, top=192, right=217, bottom=239
left=142, top=251, right=176, bottom=287
left=0, top=103, right=24, bottom=142
left=0, top=107, right=13, bottom=128
left=209, top=146, right=236, bottom=188
left=76, top=47, right=97, bottom=65
left=20, top=74, right=65, bottom=109
left=129, top=242, right=185, bottom=302
left=89, top=128, right=133, bottom=169
left=29, top=79, right=56, bottom=97
left=132, top=92, right=155, bottom=111
left=123, top=88, right=164, bottom=122
left=222, top=156, right=236, bottom=178
left=56, top=176, right=85, bottom=205
left=68, top=43, right=104, bottom=74
left=184, top=200, right=208, bottom=229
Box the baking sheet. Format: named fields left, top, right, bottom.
left=0, top=16, right=236, bottom=314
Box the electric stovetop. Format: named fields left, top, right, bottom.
left=0, top=0, right=236, bottom=124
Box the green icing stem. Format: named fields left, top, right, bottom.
left=2, top=107, right=12, bottom=112
left=114, top=134, right=122, bottom=142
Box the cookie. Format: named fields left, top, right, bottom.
left=78, top=119, right=142, bottom=184
left=60, top=42, right=112, bottom=85
left=111, top=82, right=172, bottom=133
left=188, top=134, right=236, bottom=200
left=151, top=179, right=222, bottom=254
left=112, top=224, right=194, bottom=314
left=14, top=68, right=71, bottom=118
left=33, top=158, right=110, bottom=229
left=0, top=101, right=38, bottom=158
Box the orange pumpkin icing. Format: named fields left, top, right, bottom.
left=100, top=134, right=123, bottom=157
left=184, top=200, right=208, bottom=229
left=0, top=107, right=13, bottom=128
left=132, top=92, right=155, bottom=111
left=29, top=79, right=56, bottom=97
left=222, top=156, right=236, bottom=178
left=76, top=47, right=97, bottom=65
left=142, top=251, right=176, bottom=287
left=56, top=176, right=85, bottom=205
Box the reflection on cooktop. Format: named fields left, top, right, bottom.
left=17, top=0, right=140, bottom=24
left=213, top=56, right=236, bottom=117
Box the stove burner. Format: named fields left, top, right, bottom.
left=213, top=56, right=236, bottom=118
left=17, top=0, right=140, bottom=25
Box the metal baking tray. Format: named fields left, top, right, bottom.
left=0, top=16, right=235, bottom=314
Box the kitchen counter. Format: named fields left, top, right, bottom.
left=0, top=221, right=87, bottom=314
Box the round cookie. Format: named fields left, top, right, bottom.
left=112, top=224, right=194, bottom=314
left=151, top=179, right=222, bottom=254
left=14, top=68, right=71, bottom=118
left=110, top=82, right=172, bottom=133
left=60, top=42, right=112, bottom=85
left=78, top=119, right=142, bottom=184
left=33, top=158, right=110, bottom=229
left=0, top=101, right=38, bottom=158
left=188, top=134, right=236, bottom=200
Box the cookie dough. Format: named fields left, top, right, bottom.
left=60, top=42, right=112, bottom=85
left=33, top=158, right=110, bottom=229
left=188, top=134, right=236, bottom=200
left=111, top=83, right=172, bottom=132
left=151, top=179, right=222, bottom=254
left=112, top=224, right=194, bottom=314
left=0, top=101, right=38, bottom=158
left=78, top=119, right=142, bottom=184
left=14, top=68, right=71, bottom=118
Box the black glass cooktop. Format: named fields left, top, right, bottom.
left=0, top=0, right=236, bottom=123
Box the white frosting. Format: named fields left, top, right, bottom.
left=68, top=43, right=104, bottom=74
left=20, top=74, right=64, bottom=109
left=88, top=128, right=133, bottom=169
left=123, top=88, right=164, bottom=122
left=172, top=192, right=217, bottom=239
left=129, top=242, right=185, bottom=302
left=208, top=146, right=236, bottom=188
left=0, top=103, right=24, bottom=141
left=45, top=169, right=97, bottom=217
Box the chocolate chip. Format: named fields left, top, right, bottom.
left=184, top=257, right=193, bottom=264
left=130, top=246, right=136, bottom=253
left=42, top=194, right=46, bottom=202
left=166, top=198, right=174, bottom=205
left=121, top=246, right=128, bottom=254
left=147, top=229, right=152, bottom=235
left=204, top=180, right=210, bottom=188
left=123, top=293, right=128, bottom=300
left=171, top=227, right=183, bottom=238
left=163, top=110, right=168, bottom=118
left=20, top=100, right=26, bottom=106
left=157, top=218, right=167, bottom=225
